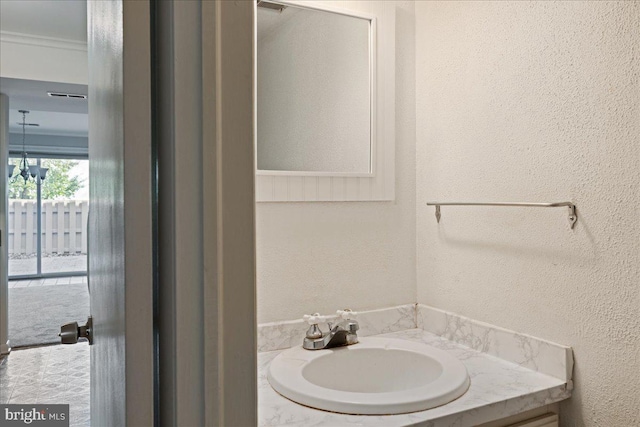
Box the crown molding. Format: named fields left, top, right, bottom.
left=0, top=31, right=87, bottom=52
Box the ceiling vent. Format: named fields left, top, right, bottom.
left=47, top=92, right=88, bottom=100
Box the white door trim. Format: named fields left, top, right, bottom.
left=204, top=2, right=258, bottom=425
left=155, top=2, right=257, bottom=425
left=0, top=93, right=10, bottom=357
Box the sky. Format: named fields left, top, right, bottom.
left=68, top=160, right=89, bottom=200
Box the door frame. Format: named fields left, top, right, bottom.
left=1, top=1, right=257, bottom=424
left=89, top=0, right=257, bottom=425
left=0, top=93, right=10, bottom=357
left=202, top=2, right=257, bottom=425
left=154, top=1, right=257, bottom=425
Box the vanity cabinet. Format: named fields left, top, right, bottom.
left=480, top=411, right=559, bottom=427
left=508, top=414, right=558, bottom=427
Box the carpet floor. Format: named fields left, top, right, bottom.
left=9, top=283, right=90, bottom=348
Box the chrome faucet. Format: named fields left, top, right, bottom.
left=302, top=310, right=359, bottom=350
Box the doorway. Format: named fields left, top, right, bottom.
left=0, top=0, right=92, bottom=424
left=7, top=154, right=90, bottom=348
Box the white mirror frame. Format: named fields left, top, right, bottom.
left=255, top=0, right=395, bottom=202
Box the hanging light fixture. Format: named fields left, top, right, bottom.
left=7, top=110, right=48, bottom=183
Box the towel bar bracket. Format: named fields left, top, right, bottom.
left=568, top=204, right=577, bottom=229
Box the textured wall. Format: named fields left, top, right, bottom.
left=257, top=1, right=416, bottom=323
left=415, top=2, right=639, bottom=426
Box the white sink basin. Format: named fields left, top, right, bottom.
left=268, top=337, right=470, bottom=415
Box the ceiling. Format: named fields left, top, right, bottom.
left=0, top=0, right=88, bottom=139
left=1, top=78, right=88, bottom=114
left=10, top=110, right=87, bottom=138
left=0, top=0, right=87, bottom=42
left=1, top=78, right=88, bottom=137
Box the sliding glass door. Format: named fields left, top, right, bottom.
left=7, top=155, right=38, bottom=277
left=7, top=155, right=89, bottom=278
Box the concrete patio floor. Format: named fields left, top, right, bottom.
left=9, top=255, right=87, bottom=277
left=9, top=275, right=88, bottom=288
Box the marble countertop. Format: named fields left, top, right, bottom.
left=258, top=328, right=571, bottom=427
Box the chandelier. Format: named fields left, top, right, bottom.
left=7, top=110, right=48, bottom=183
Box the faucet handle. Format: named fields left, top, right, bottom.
left=303, top=313, right=326, bottom=340
left=336, top=309, right=358, bottom=320
left=303, top=313, right=326, bottom=325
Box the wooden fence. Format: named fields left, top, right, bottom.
left=8, top=200, right=89, bottom=255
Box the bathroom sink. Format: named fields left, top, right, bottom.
left=268, top=337, right=470, bottom=415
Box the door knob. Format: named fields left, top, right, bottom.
left=59, top=316, right=93, bottom=345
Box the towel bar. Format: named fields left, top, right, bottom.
left=426, top=202, right=577, bottom=229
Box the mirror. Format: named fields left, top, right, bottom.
left=257, top=1, right=373, bottom=174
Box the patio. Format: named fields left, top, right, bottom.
left=9, top=275, right=87, bottom=288
left=9, top=255, right=87, bottom=277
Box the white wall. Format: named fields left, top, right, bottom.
left=256, top=1, right=416, bottom=323
left=257, top=6, right=370, bottom=173
left=415, top=2, right=639, bottom=426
